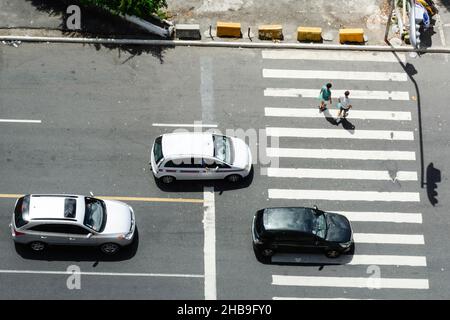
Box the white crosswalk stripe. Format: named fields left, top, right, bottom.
left=267, top=147, right=416, bottom=161
left=335, top=211, right=422, bottom=223
left=271, top=253, right=427, bottom=266
left=268, top=189, right=420, bottom=202
left=265, top=88, right=410, bottom=100
left=266, top=168, right=418, bottom=181
left=266, top=127, right=414, bottom=141
left=273, top=297, right=373, bottom=300
left=353, top=233, right=424, bottom=244
left=263, top=69, right=408, bottom=81
left=262, top=50, right=407, bottom=63
left=265, top=107, right=412, bottom=121
left=272, top=275, right=429, bottom=289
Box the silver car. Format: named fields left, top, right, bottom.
left=10, top=194, right=136, bottom=254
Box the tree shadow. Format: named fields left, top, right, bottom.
left=24, top=0, right=172, bottom=63
left=14, top=227, right=140, bottom=263
left=426, top=162, right=441, bottom=206
left=154, top=166, right=255, bottom=193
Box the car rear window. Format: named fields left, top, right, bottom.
left=14, top=195, right=30, bottom=228
left=153, top=136, right=164, bottom=165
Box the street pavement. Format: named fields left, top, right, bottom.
left=0, top=42, right=450, bottom=300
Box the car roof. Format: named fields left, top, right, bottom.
left=28, top=194, right=84, bottom=223
left=161, top=132, right=214, bottom=158
left=262, top=207, right=316, bottom=233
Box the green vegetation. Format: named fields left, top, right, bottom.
left=80, top=0, right=167, bottom=18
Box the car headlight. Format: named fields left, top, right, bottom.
left=339, top=241, right=352, bottom=248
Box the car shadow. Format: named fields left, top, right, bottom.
left=154, top=166, right=255, bottom=193
left=15, top=228, right=140, bottom=263
left=254, top=244, right=355, bottom=266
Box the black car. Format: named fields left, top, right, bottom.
left=252, top=206, right=353, bottom=259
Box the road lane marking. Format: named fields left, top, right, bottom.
left=0, top=269, right=203, bottom=278
left=268, top=189, right=420, bottom=202
left=262, top=50, right=406, bottom=63
left=152, top=123, right=218, bottom=128
left=264, top=88, right=410, bottom=100
left=203, top=187, right=216, bottom=300
left=353, top=233, right=424, bottom=244
left=266, top=168, right=418, bottom=181
left=266, top=147, right=416, bottom=161
left=335, top=211, right=422, bottom=223
left=272, top=275, right=429, bottom=289
left=0, top=119, right=42, bottom=123
left=263, top=69, right=407, bottom=81
left=266, top=127, right=414, bottom=141
left=273, top=297, right=373, bottom=300
left=0, top=194, right=204, bottom=204
left=265, top=107, right=412, bottom=121
left=271, top=253, right=427, bottom=266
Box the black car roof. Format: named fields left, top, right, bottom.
left=263, top=207, right=316, bottom=233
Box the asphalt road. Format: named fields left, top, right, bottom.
left=0, top=42, right=449, bottom=299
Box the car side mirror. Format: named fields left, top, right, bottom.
left=86, top=233, right=93, bottom=239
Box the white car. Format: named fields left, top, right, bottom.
left=150, top=132, right=252, bottom=184
left=10, top=194, right=136, bottom=254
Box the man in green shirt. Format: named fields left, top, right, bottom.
left=318, top=83, right=332, bottom=112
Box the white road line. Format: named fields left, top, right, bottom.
left=271, top=253, right=427, bottom=266
left=266, top=127, right=414, bottom=141
left=267, top=147, right=416, bottom=161
left=273, top=297, right=372, bottom=300
left=264, top=88, right=410, bottom=100
left=268, top=189, right=420, bottom=202
left=335, top=211, right=422, bottom=223
left=265, top=107, right=412, bottom=121
left=354, top=233, right=424, bottom=244
left=263, top=69, right=407, bottom=81
left=152, top=123, right=218, bottom=128
left=0, top=269, right=203, bottom=278
left=262, top=50, right=406, bottom=63
left=266, top=168, right=418, bottom=181
left=272, top=275, right=429, bottom=289
left=0, top=119, right=42, bottom=124
left=203, top=187, right=216, bottom=300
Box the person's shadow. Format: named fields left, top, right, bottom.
left=322, top=108, right=356, bottom=132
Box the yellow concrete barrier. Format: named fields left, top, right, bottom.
left=258, top=25, right=283, bottom=40
left=216, top=21, right=242, bottom=38
left=297, top=27, right=322, bottom=42
left=339, top=28, right=365, bottom=43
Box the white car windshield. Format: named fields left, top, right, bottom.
left=213, top=135, right=232, bottom=164
left=84, top=198, right=105, bottom=232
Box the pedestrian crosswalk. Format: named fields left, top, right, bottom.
left=260, top=49, right=428, bottom=299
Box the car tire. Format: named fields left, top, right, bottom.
left=160, top=176, right=175, bottom=184
left=261, top=248, right=274, bottom=257
left=100, top=243, right=121, bottom=255
left=226, top=174, right=242, bottom=183
left=325, top=249, right=341, bottom=258
left=29, top=241, right=46, bottom=252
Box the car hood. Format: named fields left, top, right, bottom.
left=102, top=200, right=133, bottom=235
left=231, top=137, right=251, bottom=169
left=325, top=212, right=352, bottom=243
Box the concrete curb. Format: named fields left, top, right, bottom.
left=1, top=35, right=450, bottom=53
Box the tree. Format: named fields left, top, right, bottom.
left=79, top=0, right=167, bottom=19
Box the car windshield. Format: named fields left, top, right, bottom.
left=83, top=198, right=106, bottom=232
left=313, top=212, right=327, bottom=239
left=213, top=134, right=232, bottom=164
left=153, top=136, right=164, bottom=165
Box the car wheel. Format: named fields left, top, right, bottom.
left=226, top=174, right=242, bottom=183
left=325, top=249, right=341, bottom=258
left=160, top=176, right=175, bottom=184
left=100, top=243, right=120, bottom=255
left=261, top=248, right=274, bottom=257
left=29, top=241, right=46, bottom=252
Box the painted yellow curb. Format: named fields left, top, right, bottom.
left=216, top=21, right=242, bottom=38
